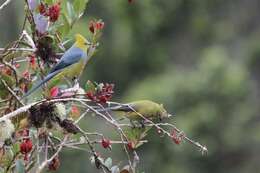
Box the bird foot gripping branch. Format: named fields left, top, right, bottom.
left=0, top=0, right=207, bottom=172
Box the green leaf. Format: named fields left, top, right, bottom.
left=73, top=0, right=89, bottom=17
left=104, top=157, right=113, bottom=169
left=66, top=1, right=76, bottom=22
left=123, top=127, right=151, bottom=148
left=85, top=80, right=96, bottom=92
left=0, top=74, right=15, bottom=99
left=13, top=142, right=21, bottom=154
left=45, top=0, right=55, bottom=5
left=15, top=160, right=25, bottom=173
left=57, top=13, right=71, bottom=38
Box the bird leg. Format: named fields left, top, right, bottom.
left=72, top=77, right=80, bottom=94
left=72, top=77, right=79, bottom=88
left=59, top=77, right=80, bottom=96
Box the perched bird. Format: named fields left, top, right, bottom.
left=102, top=100, right=172, bottom=122
left=23, top=34, right=92, bottom=98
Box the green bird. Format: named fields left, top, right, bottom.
left=104, top=100, right=172, bottom=122
left=23, top=34, right=92, bottom=98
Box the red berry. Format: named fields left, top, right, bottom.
left=89, top=20, right=104, bottom=34
left=48, top=156, right=60, bottom=171
left=95, top=21, right=104, bottom=30
left=29, top=54, right=37, bottom=69
left=20, top=139, right=33, bottom=155
left=86, top=82, right=114, bottom=103
left=23, top=70, right=30, bottom=80
left=15, top=63, right=20, bottom=68
left=101, top=138, right=111, bottom=149
left=48, top=3, right=60, bottom=22
left=86, top=91, right=95, bottom=100
left=171, top=129, right=182, bottom=145
left=98, top=95, right=107, bottom=104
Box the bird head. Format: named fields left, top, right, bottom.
left=159, top=104, right=173, bottom=120
left=74, top=34, right=90, bottom=52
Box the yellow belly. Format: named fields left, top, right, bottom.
left=48, top=59, right=85, bottom=88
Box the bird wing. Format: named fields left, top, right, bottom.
left=110, top=103, right=140, bottom=112
left=23, top=47, right=84, bottom=98
left=49, top=46, right=84, bottom=73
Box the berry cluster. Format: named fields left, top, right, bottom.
left=20, top=139, right=33, bottom=161
left=29, top=54, right=37, bottom=69
left=35, top=36, right=56, bottom=63
left=19, top=130, right=33, bottom=161
left=38, top=2, right=61, bottom=22
left=86, top=82, right=114, bottom=104
left=89, top=20, right=105, bottom=34
left=101, top=138, right=112, bottom=149
left=171, top=129, right=184, bottom=145
left=22, top=70, right=30, bottom=80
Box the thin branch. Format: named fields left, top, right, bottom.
left=126, top=105, right=208, bottom=154
left=0, top=0, right=13, bottom=12
left=0, top=79, right=25, bottom=106
left=0, top=97, right=90, bottom=123
left=36, top=135, right=69, bottom=173
left=0, top=48, right=35, bottom=52
left=78, top=128, right=112, bottom=172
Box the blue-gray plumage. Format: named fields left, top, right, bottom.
left=22, top=34, right=91, bottom=98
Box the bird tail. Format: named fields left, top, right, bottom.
left=22, top=70, right=61, bottom=99
left=95, top=105, right=132, bottom=112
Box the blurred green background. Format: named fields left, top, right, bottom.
left=1, top=0, right=260, bottom=172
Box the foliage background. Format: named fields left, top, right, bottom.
left=1, top=0, right=260, bottom=172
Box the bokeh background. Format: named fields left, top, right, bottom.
left=1, top=0, right=260, bottom=172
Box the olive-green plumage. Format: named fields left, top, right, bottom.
left=109, top=100, right=171, bottom=121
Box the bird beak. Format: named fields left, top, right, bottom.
left=84, top=40, right=92, bottom=46
left=167, top=113, right=174, bottom=118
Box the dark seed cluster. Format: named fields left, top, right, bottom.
left=29, top=103, right=59, bottom=128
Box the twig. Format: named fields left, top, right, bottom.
left=0, top=79, right=25, bottom=106
left=83, top=103, right=134, bottom=171
left=0, top=48, right=35, bottom=52
left=0, top=0, right=13, bottom=12
left=127, top=105, right=208, bottom=154
left=78, top=128, right=111, bottom=172
left=36, top=135, right=69, bottom=173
